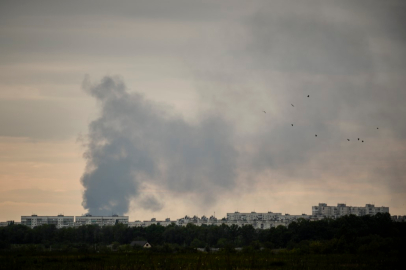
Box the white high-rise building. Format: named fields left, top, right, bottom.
left=312, top=203, right=389, bottom=217
left=227, top=211, right=284, bottom=221
left=129, top=218, right=173, bottom=228
left=21, top=214, right=74, bottom=229
left=75, top=214, right=129, bottom=227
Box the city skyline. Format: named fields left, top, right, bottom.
left=4, top=202, right=395, bottom=225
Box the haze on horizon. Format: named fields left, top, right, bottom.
left=1, top=0, right=405, bottom=221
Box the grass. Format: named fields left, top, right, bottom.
left=0, top=251, right=402, bottom=270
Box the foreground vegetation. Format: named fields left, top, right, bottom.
left=0, top=213, right=404, bottom=268
left=0, top=250, right=402, bottom=270
left=1, top=213, right=405, bottom=254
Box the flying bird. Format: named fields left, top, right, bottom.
left=315, top=134, right=317, bottom=137
left=291, top=104, right=294, bottom=107
left=362, top=140, right=364, bottom=142
left=291, top=124, right=293, bottom=126
left=263, top=111, right=266, bottom=113
left=377, top=127, right=379, bottom=129
left=358, top=138, right=360, bottom=141
left=307, top=95, right=309, bottom=97
left=347, top=139, right=350, bottom=141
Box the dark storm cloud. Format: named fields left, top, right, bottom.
left=81, top=76, right=237, bottom=215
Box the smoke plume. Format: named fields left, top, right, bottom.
left=81, top=76, right=237, bottom=215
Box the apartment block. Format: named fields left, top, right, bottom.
left=75, top=214, right=129, bottom=227
left=312, top=203, right=389, bottom=217
left=129, top=218, right=173, bottom=228
left=21, top=214, right=74, bottom=229
left=0, top=221, right=20, bottom=227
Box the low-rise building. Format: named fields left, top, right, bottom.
left=0, top=221, right=16, bottom=227
left=391, top=215, right=406, bottom=222
left=130, top=241, right=151, bottom=248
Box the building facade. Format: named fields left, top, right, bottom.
left=312, top=203, right=389, bottom=218
left=10, top=203, right=399, bottom=230
left=391, top=215, right=406, bottom=222
left=21, top=214, right=74, bottom=229
left=226, top=211, right=311, bottom=229
left=75, top=214, right=129, bottom=227
left=129, top=217, right=174, bottom=228
left=0, top=221, right=20, bottom=227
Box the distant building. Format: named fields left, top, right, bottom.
left=12, top=202, right=399, bottom=230
left=0, top=221, right=20, bottom=227
left=21, top=214, right=74, bottom=229
left=226, top=211, right=311, bottom=229
left=227, top=211, right=285, bottom=221
left=129, top=218, right=174, bottom=228
left=128, top=220, right=144, bottom=228
left=175, top=215, right=219, bottom=227
left=312, top=203, right=389, bottom=218
left=391, top=215, right=406, bottom=222
left=75, top=214, right=129, bottom=227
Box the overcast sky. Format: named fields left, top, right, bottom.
left=1, top=0, right=405, bottom=221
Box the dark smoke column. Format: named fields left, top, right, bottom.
left=80, top=76, right=237, bottom=215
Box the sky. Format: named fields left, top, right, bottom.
left=1, top=0, right=406, bottom=221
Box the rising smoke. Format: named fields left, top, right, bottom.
left=80, top=76, right=237, bottom=215
left=80, top=1, right=406, bottom=216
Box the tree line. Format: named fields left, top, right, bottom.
left=0, top=213, right=404, bottom=254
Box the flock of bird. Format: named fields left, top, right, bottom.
left=263, top=94, right=379, bottom=143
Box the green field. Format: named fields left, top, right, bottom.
left=0, top=251, right=401, bottom=270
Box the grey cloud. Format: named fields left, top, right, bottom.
left=138, top=195, right=163, bottom=212
left=81, top=76, right=237, bottom=215
left=0, top=0, right=228, bottom=24
left=189, top=1, right=406, bottom=195
left=246, top=8, right=372, bottom=75
left=0, top=0, right=236, bottom=60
